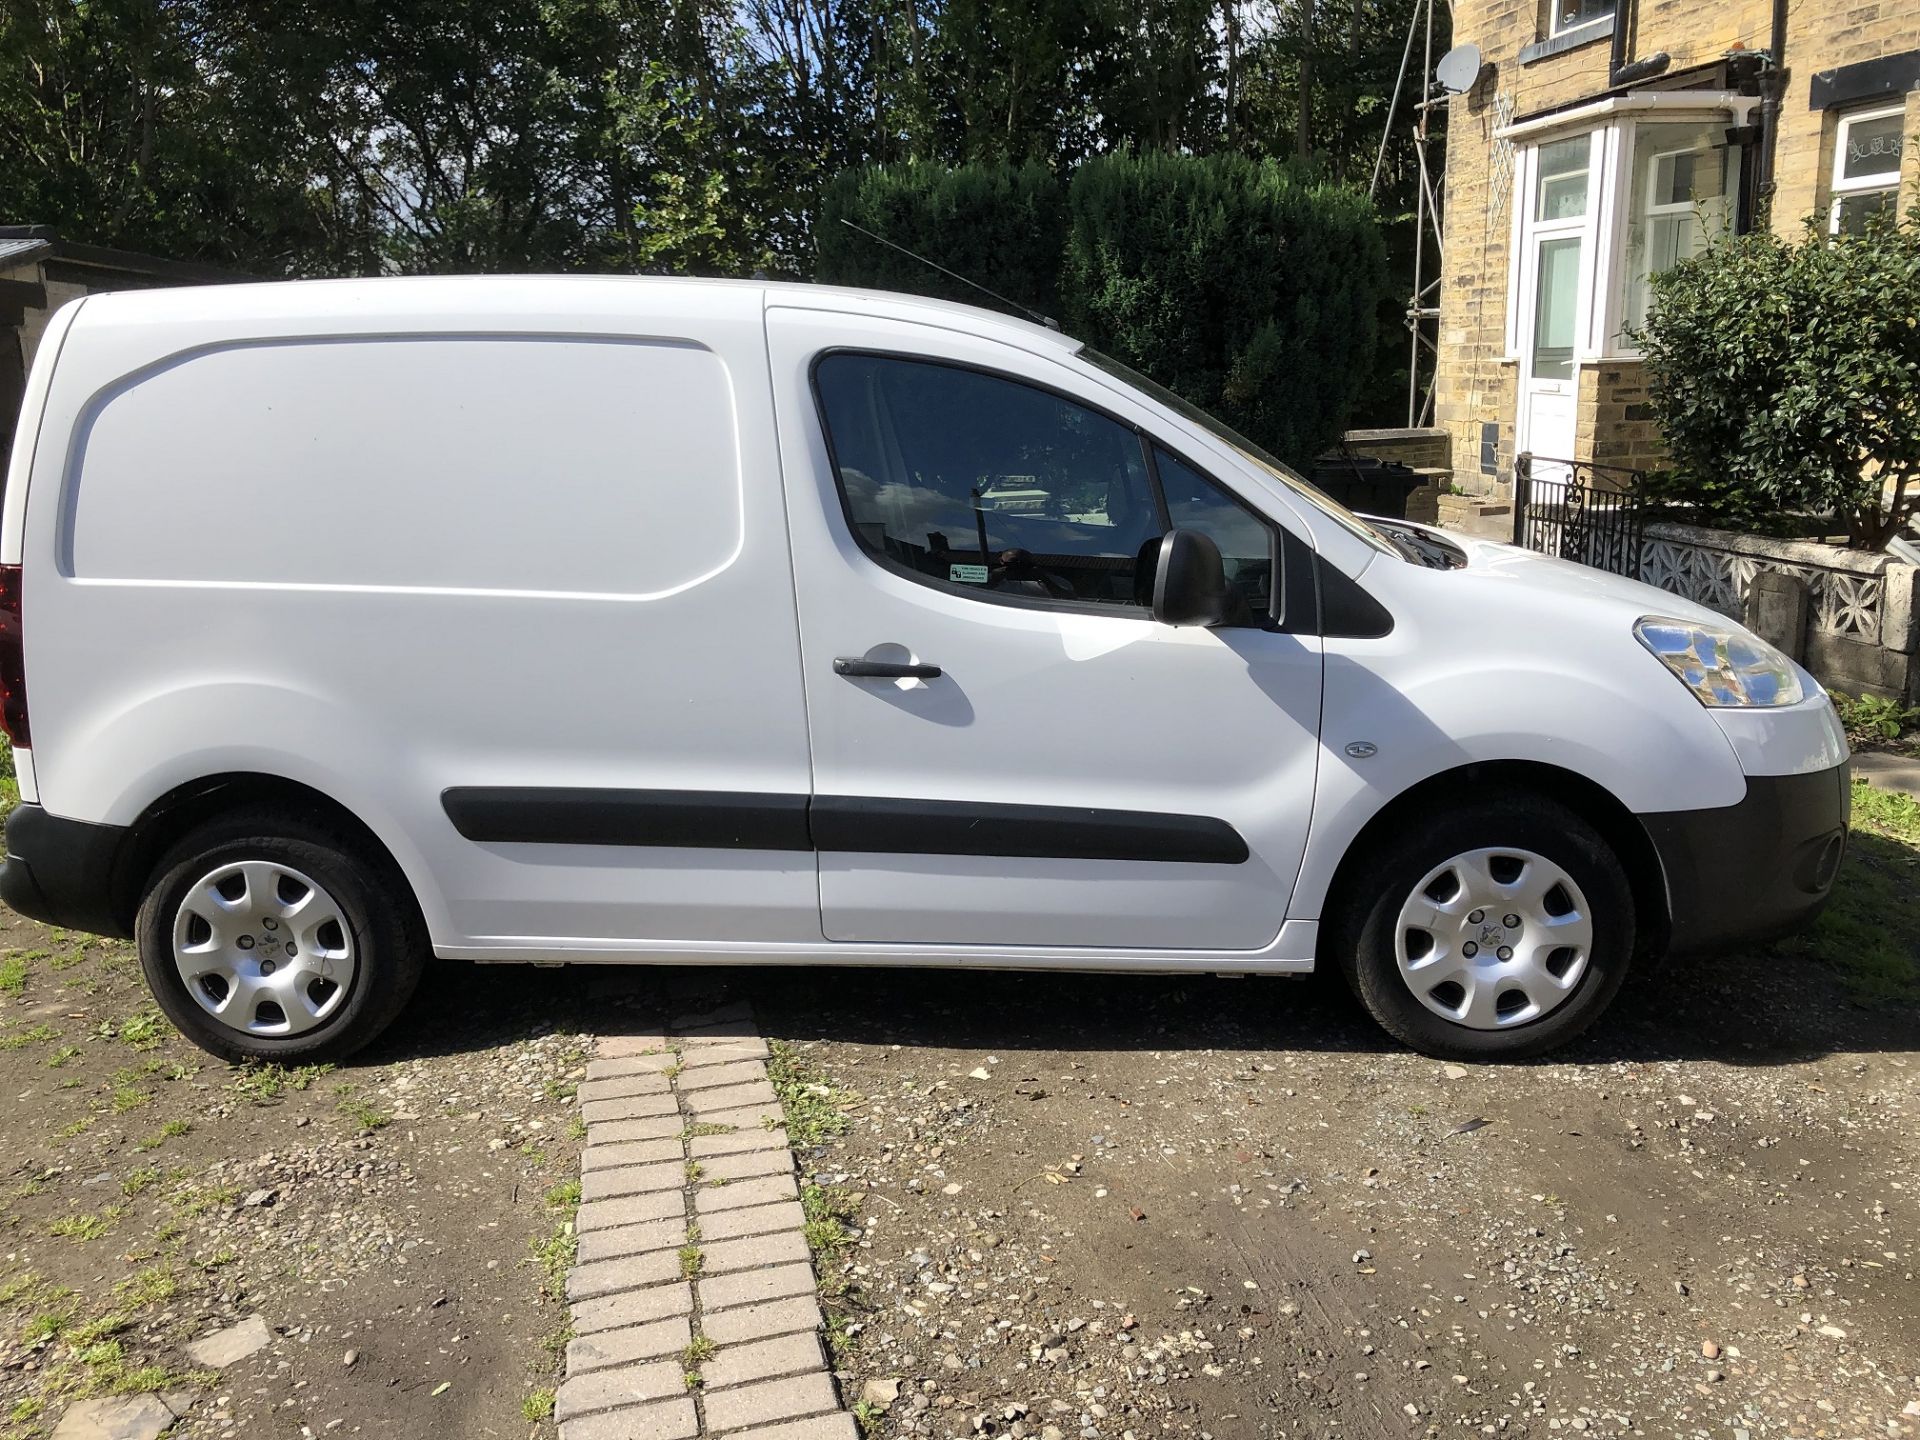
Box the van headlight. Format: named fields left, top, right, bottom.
left=1634, top=617, right=1806, bottom=707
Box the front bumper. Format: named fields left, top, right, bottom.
left=0, top=803, right=133, bottom=938
left=1639, top=760, right=1851, bottom=957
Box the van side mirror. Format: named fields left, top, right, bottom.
left=1151, top=529, right=1232, bottom=627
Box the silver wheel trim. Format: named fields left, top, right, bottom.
left=171, top=860, right=357, bottom=1038
left=1393, top=846, right=1594, bottom=1031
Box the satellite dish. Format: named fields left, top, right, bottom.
left=1435, top=42, right=1483, bottom=94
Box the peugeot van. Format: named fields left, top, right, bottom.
left=0, top=278, right=1850, bottom=1062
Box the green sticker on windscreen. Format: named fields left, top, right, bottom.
left=949, top=563, right=990, bottom=584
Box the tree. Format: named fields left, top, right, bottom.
left=1063, top=150, right=1385, bottom=465
left=815, top=160, right=1066, bottom=318
left=1638, top=211, right=1920, bottom=549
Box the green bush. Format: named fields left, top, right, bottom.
left=1638, top=210, right=1920, bottom=548
left=1830, top=689, right=1920, bottom=746
left=1061, top=151, right=1387, bottom=468
left=815, top=161, right=1067, bottom=322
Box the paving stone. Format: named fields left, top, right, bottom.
left=588, top=1114, right=685, bottom=1146
left=559, top=1397, right=698, bottom=1440
left=678, top=1018, right=758, bottom=1040
left=675, top=1059, right=767, bottom=1091
left=699, top=1293, right=823, bottom=1347
left=701, top=1372, right=839, bottom=1434
left=691, top=1126, right=789, bottom=1158
left=579, top=1073, right=671, bottom=1104
left=683, top=1079, right=778, bottom=1115
left=49, top=1395, right=177, bottom=1440
left=556, top=1360, right=684, bottom=1422
left=697, top=1261, right=817, bottom=1314
left=695, top=1172, right=798, bottom=1215
left=596, top=1034, right=672, bottom=1059
left=698, top=1148, right=792, bottom=1183
left=587, top=1055, right=680, bottom=1081
left=577, top=1216, right=687, bottom=1266
left=576, top=1190, right=684, bottom=1234
left=697, top=1199, right=806, bottom=1243
left=670, top=1001, right=754, bottom=1029
left=723, top=1415, right=859, bottom=1440
left=581, top=1138, right=682, bottom=1173
left=582, top=1160, right=685, bottom=1203
left=702, top=1331, right=825, bottom=1391
left=701, top=1229, right=810, bottom=1275
left=185, top=1314, right=272, bottom=1368
left=582, top=1091, right=678, bottom=1125
left=566, top=1316, right=692, bottom=1374
left=676, top=1038, right=771, bottom=1066
left=699, top=1101, right=785, bottom=1131
left=572, top=1281, right=693, bottom=1336
left=567, top=1248, right=680, bottom=1301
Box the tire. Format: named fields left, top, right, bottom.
left=135, top=810, right=427, bottom=1064
left=1331, top=793, right=1635, bottom=1061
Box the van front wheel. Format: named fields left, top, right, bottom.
left=135, top=813, right=426, bottom=1063
left=1334, top=796, right=1635, bottom=1060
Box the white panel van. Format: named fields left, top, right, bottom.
left=0, top=278, right=1851, bottom=1061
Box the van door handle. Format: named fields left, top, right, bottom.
left=834, top=657, right=942, bottom=680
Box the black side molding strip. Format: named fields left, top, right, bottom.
left=442, top=787, right=813, bottom=851
left=441, top=788, right=1248, bottom=865
left=812, top=795, right=1249, bottom=865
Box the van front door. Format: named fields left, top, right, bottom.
left=767, top=309, right=1323, bottom=955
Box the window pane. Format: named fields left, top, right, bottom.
left=1553, top=0, right=1614, bottom=31
left=815, top=354, right=1158, bottom=608
left=1535, top=136, right=1591, bottom=221
left=1619, top=121, right=1736, bottom=343
left=1841, top=112, right=1904, bottom=182
left=1834, top=188, right=1898, bottom=236
left=1155, top=447, right=1275, bottom=617
left=1531, top=236, right=1581, bottom=381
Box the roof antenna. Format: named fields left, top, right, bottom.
left=837, top=218, right=1062, bottom=331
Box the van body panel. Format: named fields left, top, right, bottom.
left=20, top=279, right=819, bottom=949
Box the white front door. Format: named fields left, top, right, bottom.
left=1515, top=133, right=1597, bottom=482
left=766, top=308, right=1324, bottom=954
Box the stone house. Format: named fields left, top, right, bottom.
left=0, top=226, right=238, bottom=474
left=1430, top=0, right=1920, bottom=520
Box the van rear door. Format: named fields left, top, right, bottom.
left=767, top=306, right=1322, bottom=955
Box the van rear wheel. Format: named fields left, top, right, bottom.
left=135, top=812, right=426, bottom=1063
left=1333, top=795, right=1635, bottom=1061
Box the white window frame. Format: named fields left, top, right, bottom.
left=1828, top=103, right=1905, bottom=235
left=1499, top=93, right=1757, bottom=365
left=1548, top=0, right=1615, bottom=40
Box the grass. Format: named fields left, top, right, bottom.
left=120, top=1167, right=163, bottom=1198
left=1782, top=780, right=1920, bottom=1004
left=49, top=1206, right=126, bottom=1243
left=530, top=1224, right=576, bottom=1300
left=544, top=1179, right=580, bottom=1211
left=0, top=952, right=30, bottom=993
left=0, top=1023, right=60, bottom=1051
left=116, top=1265, right=176, bottom=1307
left=229, top=1062, right=334, bottom=1104
left=767, top=1042, right=852, bottom=1149
left=677, top=1244, right=703, bottom=1278
left=522, top=1389, right=556, bottom=1421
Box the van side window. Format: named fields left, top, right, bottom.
left=814, top=354, right=1162, bottom=609
left=1153, top=445, right=1277, bottom=618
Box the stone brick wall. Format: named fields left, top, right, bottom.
left=1434, top=0, right=1920, bottom=499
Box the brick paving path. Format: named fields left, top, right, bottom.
left=557, top=1003, right=855, bottom=1440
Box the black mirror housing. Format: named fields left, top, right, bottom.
left=1151, top=528, right=1232, bottom=627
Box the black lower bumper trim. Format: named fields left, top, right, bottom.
left=1640, top=761, right=1851, bottom=958
left=0, top=804, right=132, bottom=938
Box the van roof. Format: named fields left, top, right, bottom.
left=74, top=273, right=1084, bottom=354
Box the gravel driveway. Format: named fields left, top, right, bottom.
left=748, top=950, right=1918, bottom=1440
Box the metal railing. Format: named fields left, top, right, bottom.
left=1511, top=454, right=1646, bottom=579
